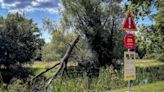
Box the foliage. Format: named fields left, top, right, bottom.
left=42, top=43, right=58, bottom=61
left=124, top=0, right=158, bottom=19
left=0, top=59, right=163, bottom=91
left=7, top=78, right=29, bottom=92
left=143, top=53, right=159, bottom=59
left=34, top=39, right=45, bottom=61
left=157, top=53, right=164, bottom=62
left=42, top=28, right=75, bottom=61
left=127, top=0, right=164, bottom=58
left=136, top=24, right=163, bottom=58
left=46, top=63, right=164, bottom=92
left=61, top=0, right=126, bottom=67
left=0, top=13, right=44, bottom=67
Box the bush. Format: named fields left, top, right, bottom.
left=7, top=78, right=29, bottom=92
left=0, top=13, right=44, bottom=66
left=42, top=43, right=60, bottom=61
left=143, top=53, right=158, bottom=59
left=157, top=53, right=164, bottom=62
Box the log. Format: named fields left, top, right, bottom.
left=45, top=35, right=80, bottom=89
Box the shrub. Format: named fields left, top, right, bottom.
left=7, top=78, right=29, bottom=92
left=144, top=53, right=158, bottom=59
left=157, top=53, right=164, bottom=62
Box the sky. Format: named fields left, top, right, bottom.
left=0, top=0, right=157, bottom=43
left=0, top=0, right=61, bottom=42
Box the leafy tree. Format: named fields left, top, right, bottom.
left=61, top=0, right=125, bottom=67
left=34, top=38, right=45, bottom=61
left=0, top=13, right=44, bottom=67
left=126, top=0, right=164, bottom=58
left=42, top=19, right=76, bottom=61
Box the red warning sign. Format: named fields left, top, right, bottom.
left=122, top=11, right=137, bottom=31
left=124, top=34, right=135, bottom=49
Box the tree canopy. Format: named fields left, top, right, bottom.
left=0, top=13, right=44, bottom=67
left=60, top=0, right=126, bottom=67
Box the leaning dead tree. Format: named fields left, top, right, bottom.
left=32, top=35, right=80, bottom=90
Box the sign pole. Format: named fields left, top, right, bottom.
left=128, top=80, right=131, bottom=92
left=122, top=10, right=137, bottom=92
left=128, top=49, right=131, bottom=92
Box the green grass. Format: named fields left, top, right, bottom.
left=24, top=61, right=78, bottom=77
left=24, top=61, right=60, bottom=77
left=109, top=81, right=164, bottom=92
left=1, top=59, right=163, bottom=92
left=29, top=59, right=164, bottom=69
left=20, top=60, right=164, bottom=92
left=135, top=59, right=164, bottom=68
left=29, top=59, right=164, bottom=76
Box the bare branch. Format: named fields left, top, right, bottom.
left=45, top=35, right=80, bottom=90
left=31, top=62, right=60, bottom=81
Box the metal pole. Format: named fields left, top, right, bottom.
left=128, top=80, right=131, bottom=92
left=128, top=49, right=131, bottom=92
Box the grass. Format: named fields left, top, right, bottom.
left=19, top=59, right=163, bottom=92
left=109, top=81, right=164, bottom=92
left=29, top=59, right=164, bottom=69
left=24, top=61, right=78, bottom=77
left=23, top=61, right=60, bottom=77
left=25, top=61, right=60, bottom=69
left=23, top=59, right=164, bottom=80
left=0, top=59, right=163, bottom=92
left=135, top=59, right=164, bottom=67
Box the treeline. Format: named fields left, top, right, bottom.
left=0, top=0, right=163, bottom=68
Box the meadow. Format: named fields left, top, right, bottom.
left=6, top=59, right=162, bottom=92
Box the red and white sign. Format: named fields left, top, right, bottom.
left=122, top=11, right=137, bottom=31
left=124, top=34, right=135, bottom=49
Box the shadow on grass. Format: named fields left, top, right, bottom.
left=0, top=66, right=33, bottom=84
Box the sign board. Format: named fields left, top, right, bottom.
left=122, top=11, right=137, bottom=31
left=124, top=51, right=136, bottom=81
left=0, top=24, right=3, bottom=27
left=124, top=34, right=135, bottom=49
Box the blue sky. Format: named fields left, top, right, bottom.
left=0, top=0, right=61, bottom=42
left=0, top=0, right=157, bottom=43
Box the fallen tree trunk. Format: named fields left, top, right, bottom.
left=31, top=35, right=80, bottom=90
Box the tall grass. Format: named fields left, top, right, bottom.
left=47, top=64, right=164, bottom=92
left=46, top=64, right=164, bottom=92
left=2, top=63, right=164, bottom=92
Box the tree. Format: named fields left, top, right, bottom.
left=0, top=13, right=44, bottom=67
left=42, top=19, right=76, bottom=61
left=126, top=0, right=164, bottom=58
left=61, top=0, right=125, bottom=67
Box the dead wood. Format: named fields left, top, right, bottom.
left=31, top=35, right=80, bottom=91
left=45, top=35, right=80, bottom=90
left=31, top=62, right=60, bottom=81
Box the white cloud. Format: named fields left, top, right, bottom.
left=57, top=2, right=64, bottom=11
left=0, top=0, right=60, bottom=14
left=8, top=7, right=59, bottom=14
left=36, top=0, right=51, bottom=3
left=1, top=1, right=20, bottom=9
left=31, top=1, right=40, bottom=7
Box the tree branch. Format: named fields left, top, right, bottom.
left=31, top=62, right=60, bottom=81
left=45, top=35, right=80, bottom=90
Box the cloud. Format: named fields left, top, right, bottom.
left=32, top=1, right=40, bottom=7
left=0, top=0, right=61, bottom=14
